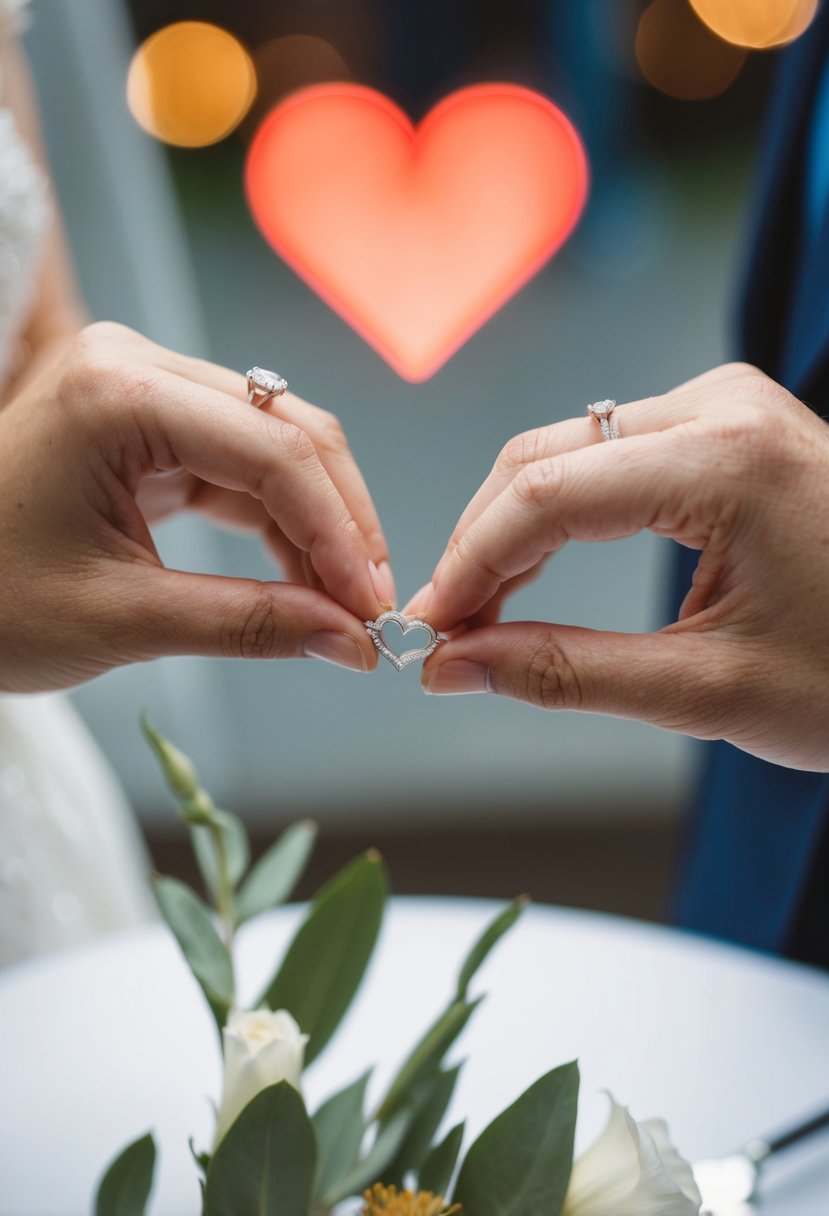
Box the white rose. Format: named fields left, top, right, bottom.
left=213, top=1008, right=308, bottom=1147
left=562, top=1094, right=701, bottom=1216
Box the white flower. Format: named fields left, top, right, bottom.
left=213, top=1008, right=308, bottom=1147
left=562, top=1094, right=701, bottom=1215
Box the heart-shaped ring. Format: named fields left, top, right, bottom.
left=364, top=610, right=441, bottom=672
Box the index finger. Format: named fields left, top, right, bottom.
left=426, top=421, right=712, bottom=631
left=158, top=353, right=394, bottom=589
left=141, top=370, right=386, bottom=621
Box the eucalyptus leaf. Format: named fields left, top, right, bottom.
left=376, top=998, right=481, bottom=1124
left=95, top=1132, right=156, bottom=1216
left=260, top=851, right=387, bottom=1064
left=384, top=1063, right=463, bottom=1184
left=205, top=1082, right=316, bottom=1216
left=325, top=1107, right=413, bottom=1204
left=419, top=1122, right=465, bottom=1197
left=456, top=898, right=528, bottom=1002
left=192, top=808, right=250, bottom=901
left=312, top=1070, right=371, bottom=1204
left=155, top=877, right=233, bottom=1027
left=236, top=820, right=318, bottom=926
left=451, top=1062, right=579, bottom=1216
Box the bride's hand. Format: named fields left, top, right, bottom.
left=0, top=322, right=394, bottom=691
left=409, top=363, right=829, bottom=771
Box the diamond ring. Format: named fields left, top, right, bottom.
left=246, top=366, right=288, bottom=408
left=587, top=399, right=620, bottom=441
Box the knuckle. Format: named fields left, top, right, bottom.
left=719, top=360, right=764, bottom=381
left=710, top=402, right=781, bottom=475
left=79, top=319, right=137, bottom=347
left=227, top=586, right=289, bottom=661
left=524, top=633, right=583, bottom=711
left=497, top=429, right=546, bottom=473
left=316, top=410, right=349, bottom=455
left=454, top=533, right=503, bottom=584
left=512, top=457, right=565, bottom=508
left=271, top=418, right=317, bottom=463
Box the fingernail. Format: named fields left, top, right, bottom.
left=304, top=631, right=368, bottom=672
left=407, top=582, right=434, bottom=618
left=369, top=559, right=394, bottom=609
left=423, top=659, right=490, bottom=695
left=377, top=559, right=396, bottom=606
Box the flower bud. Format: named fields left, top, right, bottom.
left=213, top=1009, right=308, bottom=1147
left=141, top=714, right=201, bottom=802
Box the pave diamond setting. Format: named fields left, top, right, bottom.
left=587, top=398, right=619, bottom=440
left=246, top=366, right=288, bottom=402
left=364, top=610, right=441, bottom=672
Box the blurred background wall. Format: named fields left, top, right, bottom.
left=22, top=0, right=779, bottom=917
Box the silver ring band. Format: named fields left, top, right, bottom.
left=246, top=366, right=288, bottom=408
left=587, top=399, right=619, bottom=440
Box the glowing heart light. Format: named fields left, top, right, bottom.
left=245, top=83, right=589, bottom=382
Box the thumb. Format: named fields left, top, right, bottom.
left=421, top=621, right=712, bottom=732
left=117, top=568, right=378, bottom=671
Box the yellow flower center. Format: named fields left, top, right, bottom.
left=361, top=1183, right=461, bottom=1216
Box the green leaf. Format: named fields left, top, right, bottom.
left=456, top=898, right=528, bottom=1002
left=451, top=1062, right=579, bottom=1216
left=312, top=1070, right=371, bottom=1204
left=189, top=1136, right=211, bottom=1179
left=206, top=1082, right=316, bottom=1216
left=95, top=1132, right=156, bottom=1216
left=376, top=998, right=481, bottom=1124
left=192, top=808, right=250, bottom=900
left=260, top=852, right=387, bottom=1065
left=385, top=1064, right=463, bottom=1184
left=236, top=820, right=318, bottom=926
left=419, top=1122, right=465, bottom=1197
left=326, top=1108, right=413, bottom=1205
left=155, top=877, right=233, bottom=1027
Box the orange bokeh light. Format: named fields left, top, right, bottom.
left=637, top=0, right=746, bottom=100
left=246, top=84, right=588, bottom=382
left=688, top=0, right=819, bottom=48
left=127, top=21, right=256, bottom=148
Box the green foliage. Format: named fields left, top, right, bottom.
left=383, top=1064, right=463, bottom=1185
left=376, top=999, right=481, bottom=1125
left=236, top=820, right=318, bottom=926
left=452, top=1062, right=580, bottom=1216
left=154, top=877, right=233, bottom=1028
left=260, top=852, right=388, bottom=1064
left=455, top=897, right=528, bottom=1002
left=325, top=1108, right=413, bottom=1205
left=312, top=1071, right=371, bottom=1204
left=192, top=808, right=250, bottom=903
left=377, top=901, right=527, bottom=1125
left=419, top=1123, right=465, bottom=1197
left=205, top=1082, right=316, bottom=1216
left=94, top=1132, right=156, bottom=1216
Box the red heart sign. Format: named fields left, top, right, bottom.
left=246, top=83, right=588, bottom=382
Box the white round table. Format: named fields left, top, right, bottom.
left=1, top=899, right=828, bottom=1215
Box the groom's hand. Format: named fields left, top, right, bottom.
left=411, top=363, right=829, bottom=771
left=0, top=322, right=394, bottom=690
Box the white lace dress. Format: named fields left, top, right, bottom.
left=0, top=0, right=153, bottom=966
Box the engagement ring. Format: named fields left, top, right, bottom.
left=587, top=399, right=620, bottom=440
left=247, top=366, right=288, bottom=407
